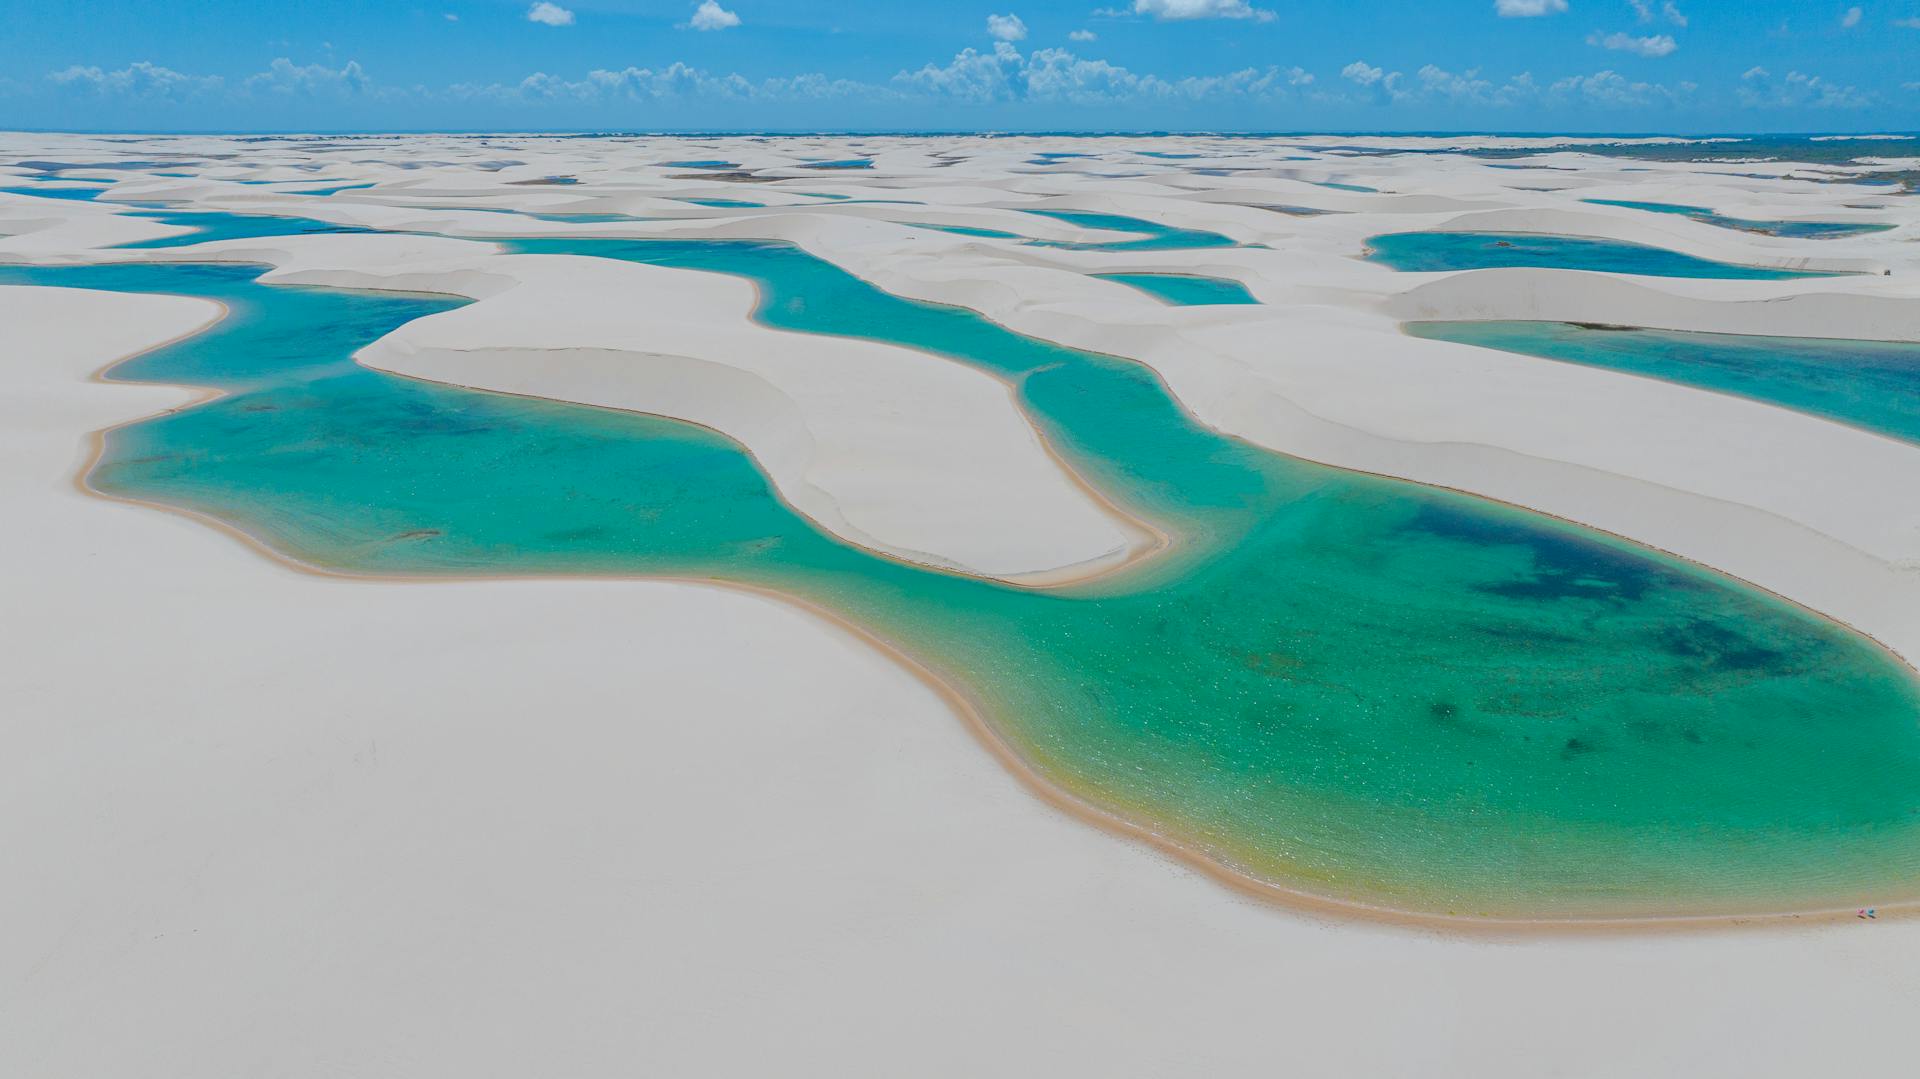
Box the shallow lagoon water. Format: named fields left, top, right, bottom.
left=1582, top=199, right=1895, bottom=240
left=1094, top=272, right=1260, bottom=306
left=115, top=208, right=379, bottom=249
left=1366, top=231, right=1834, bottom=280
left=10, top=219, right=1920, bottom=921
left=1409, top=320, right=1920, bottom=445
left=1, top=183, right=109, bottom=201
left=1023, top=209, right=1237, bottom=252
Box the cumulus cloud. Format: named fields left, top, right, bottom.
left=1069, top=28, right=1097, bottom=41
left=894, top=42, right=1024, bottom=102
left=1587, top=31, right=1679, bottom=56
left=1327, top=61, right=1545, bottom=107
left=986, top=13, right=1027, bottom=41
left=1494, top=0, right=1567, bottom=16
left=459, top=62, right=868, bottom=105
left=45, top=57, right=384, bottom=103
left=1633, top=1, right=1688, bottom=25
left=527, top=3, right=574, bottom=26
left=687, top=1, right=740, bottom=31
left=894, top=42, right=1312, bottom=104
left=1547, top=68, right=1685, bottom=106
left=1341, top=60, right=1385, bottom=86
left=243, top=58, right=373, bottom=97
left=1841, top=6, right=1862, bottom=27
left=47, top=61, right=222, bottom=100
left=1337, top=60, right=1410, bottom=103
left=36, top=46, right=1863, bottom=122
left=1738, top=66, right=1874, bottom=108
left=1103, top=0, right=1276, bottom=22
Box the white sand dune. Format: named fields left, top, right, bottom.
left=0, top=222, right=1150, bottom=583
left=9, top=132, right=1917, bottom=646
left=6, top=280, right=1920, bottom=1077
left=8, top=133, right=1920, bottom=1074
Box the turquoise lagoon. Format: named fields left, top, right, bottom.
left=1582, top=199, right=1894, bottom=240
left=905, top=210, right=1237, bottom=252
left=1094, top=272, right=1261, bottom=306
left=1023, top=209, right=1237, bottom=252
left=1408, top=321, right=1920, bottom=446
left=9, top=219, right=1920, bottom=921
left=1366, top=231, right=1833, bottom=280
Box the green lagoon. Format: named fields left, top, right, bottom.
left=1410, top=321, right=1920, bottom=446
left=1581, top=199, right=1895, bottom=240
left=9, top=217, right=1920, bottom=921
left=1366, top=231, right=1834, bottom=280
left=1094, top=272, right=1261, bottom=306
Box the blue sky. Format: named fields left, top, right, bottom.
left=3, top=0, right=1917, bottom=132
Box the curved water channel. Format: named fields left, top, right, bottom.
left=8, top=207, right=1920, bottom=922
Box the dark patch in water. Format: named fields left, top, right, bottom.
left=1403, top=503, right=1666, bottom=603
left=1659, top=619, right=1790, bottom=673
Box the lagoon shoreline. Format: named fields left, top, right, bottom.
left=8, top=132, right=1920, bottom=1076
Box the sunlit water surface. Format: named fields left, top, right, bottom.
left=1410, top=321, right=1920, bottom=446
left=8, top=214, right=1920, bottom=921
left=1366, top=231, right=1836, bottom=280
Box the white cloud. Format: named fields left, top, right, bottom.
left=1661, top=2, right=1687, bottom=26
left=1842, top=6, right=1862, bottom=27
left=687, top=1, right=740, bottom=30
left=1341, top=60, right=1384, bottom=86
left=1494, top=0, right=1567, bottom=16
left=526, top=2, right=574, bottom=27
left=17, top=51, right=1716, bottom=117
left=1738, top=66, right=1874, bottom=107
left=1587, top=31, right=1678, bottom=56
left=459, top=62, right=868, bottom=105
left=893, top=43, right=1314, bottom=104
left=45, top=57, right=380, bottom=103
left=1069, top=28, right=1097, bottom=41
left=1023, top=48, right=1154, bottom=102
left=895, top=43, right=1023, bottom=102
left=1896, top=16, right=1920, bottom=28
left=46, top=61, right=222, bottom=100
left=1547, top=68, right=1683, bottom=106
left=986, top=13, right=1027, bottom=41
left=1110, top=0, right=1276, bottom=22
left=243, top=58, right=373, bottom=97
left=444, top=12, right=460, bottom=21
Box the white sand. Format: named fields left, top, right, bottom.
left=7, top=134, right=1920, bottom=1074
left=0, top=224, right=1150, bottom=583
left=8, top=283, right=1920, bottom=1078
